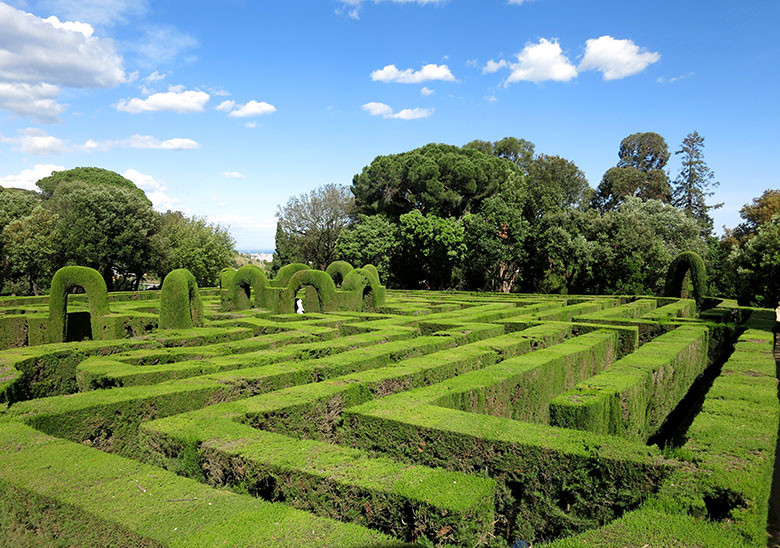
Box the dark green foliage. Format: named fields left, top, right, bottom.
left=159, top=269, right=203, bottom=329
left=1, top=206, right=59, bottom=295
left=35, top=167, right=148, bottom=201
left=395, top=210, right=465, bottom=289
left=672, top=131, right=722, bottom=234
left=51, top=180, right=157, bottom=291
left=326, top=260, right=354, bottom=286
left=48, top=266, right=111, bottom=343
left=334, top=214, right=399, bottom=284
left=664, top=251, right=707, bottom=307
left=352, top=143, right=523, bottom=218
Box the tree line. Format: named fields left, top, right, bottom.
left=0, top=167, right=236, bottom=295
left=274, top=132, right=779, bottom=307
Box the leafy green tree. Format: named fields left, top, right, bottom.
left=276, top=183, right=354, bottom=270
left=493, top=137, right=536, bottom=174
left=0, top=187, right=42, bottom=291
left=352, top=143, right=523, bottom=218
left=36, top=167, right=144, bottom=199
left=527, top=154, right=592, bottom=216
left=460, top=184, right=530, bottom=292
left=617, top=132, right=670, bottom=172
left=151, top=211, right=235, bottom=287
left=1, top=207, right=59, bottom=295
left=730, top=216, right=780, bottom=307
left=270, top=221, right=304, bottom=274
left=334, top=214, right=400, bottom=283
left=395, top=210, right=465, bottom=289
left=462, top=139, right=494, bottom=155
left=51, top=182, right=157, bottom=290
left=593, top=132, right=672, bottom=211
left=672, top=131, right=722, bottom=233
left=733, top=189, right=780, bottom=241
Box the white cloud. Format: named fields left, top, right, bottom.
left=362, top=102, right=432, bottom=119
left=121, top=135, right=200, bottom=150
left=222, top=171, right=245, bottom=179
left=482, top=59, right=508, bottom=74
left=208, top=213, right=276, bottom=231
left=0, top=83, right=65, bottom=123
left=579, top=36, right=660, bottom=80
left=507, top=0, right=533, bottom=4
left=0, top=164, right=65, bottom=191
left=143, top=70, right=167, bottom=83
left=115, top=88, right=210, bottom=113
left=392, top=107, right=433, bottom=120
left=487, top=95, right=498, bottom=103
left=505, top=38, right=577, bottom=84
left=465, top=58, right=479, bottom=68
left=39, top=0, right=149, bottom=26
left=371, top=63, right=456, bottom=84
left=362, top=102, right=394, bottom=117
left=420, top=86, right=434, bottom=96
left=225, top=100, right=277, bottom=118
left=0, top=4, right=126, bottom=87
left=0, top=4, right=127, bottom=120
left=245, top=121, right=257, bottom=128
left=216, top=100, right=235, bottom=112
left=123, top=168, right=179, bottom=211
left=0, top=127, right=67, bottom=155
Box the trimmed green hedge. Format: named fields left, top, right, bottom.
left=281, top=269, right=337, bottom=313
left=549, top=325, right=709, bottom=441
left=223, top=264, right=269, bottom=310
left=326, top=260, right=354, bottom=286
left=270, top=262, right=310, bottom=287
left=159, top=269, right=204, bottom=329
left=48, top=266, right=112, bottom=343
left=665, top=251, right=707, bottom=308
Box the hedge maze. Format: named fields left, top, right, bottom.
left=0, top=259, right=777, bottom=547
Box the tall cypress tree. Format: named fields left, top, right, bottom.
left=672, top=131, right=722, bottom=233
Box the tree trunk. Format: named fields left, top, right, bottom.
left=102, top=266, right=114, bottom=292
left=29, top=273, right=39, bottom=296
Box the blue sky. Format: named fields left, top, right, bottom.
left=0, top=0, right=777, bottom=249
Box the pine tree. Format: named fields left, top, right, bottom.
left=672, top=131, right=722, bottom=233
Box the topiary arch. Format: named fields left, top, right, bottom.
left=48, top=266, right=111, bottom=343
left=326, top=261, right=354, bottom=287
left=270, top=263, right=310, bottom=288
left=225, top=265, right=269, bottom=310
left=342, top=267, right=386, bottom=311
left=281, top=270, right=337, bottom=314
left=159, top=269, right=204, bottom=329
left=664, top=251, right=707, bottom=308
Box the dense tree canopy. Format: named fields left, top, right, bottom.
left=36, top=167, right=147, bottom=200
left=351, top=143, right=523, bottom=219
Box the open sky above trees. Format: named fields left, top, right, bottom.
left=0, top=0, right=777, bottom=249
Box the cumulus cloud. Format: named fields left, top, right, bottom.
left=0, top=164, right=65, bottom=191
left=123, top=168, right=179, bottom=211
left=0, top=3, right=127, bottom=121
left=222, top=100, right=277, bottom=118
left=222, top=171, right=245, bottom=179
left=143, top=70, right=167, bottom=83
left=579, top=36, right=660, bottom=80
left=0, top=83, right=65, bottom=123
left=0, top=4, right=126, bottom=88
left=420, top=86, right=434, bottom=96
left=0, top=127, right=67, bottom=155
left=371, top=63, right=455, bottom=84
left=361, top=102, right=433, bottom=119
left=482, top=59, right=508, bottom=74
left=115, top=87, right=210, bottom=113
left=505, top=38, right=577, bottom=84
